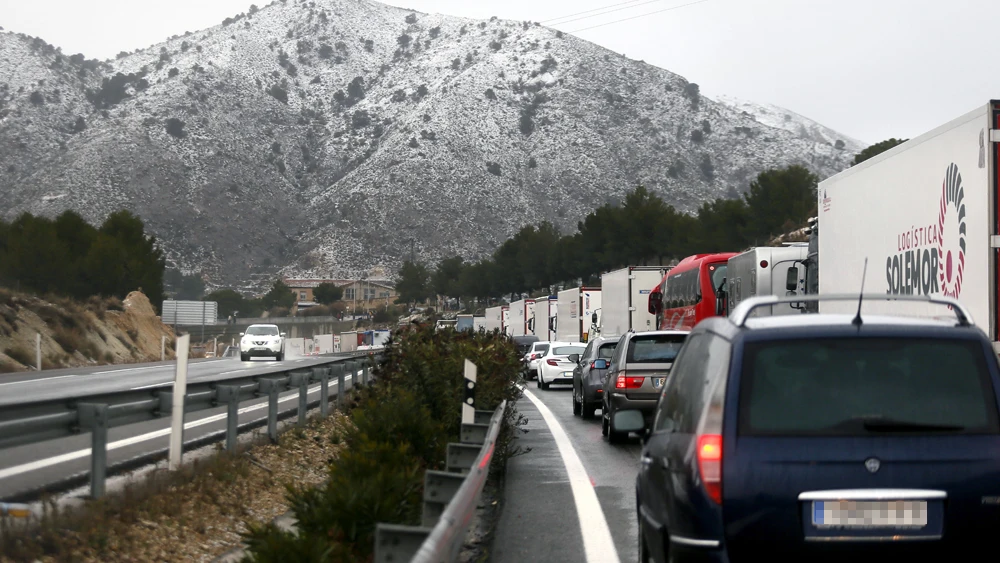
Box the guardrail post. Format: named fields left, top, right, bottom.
left=289, top=371, right=311, bottom=426
left=346, top=361, right=358, bottom=391
left=77, top=403, right=109, bottom=499
left=334, top=364, right=346, bottom=411
left=314, top=367, right=331, bottom=417
left=446, top=443, right=482, bottom=474
left=421, top=470, right=466, bottom=527
left=217, top=385, right=241, bottom=452
left=362, top=361, right=370, bottom=386
left=374, top=523, right=431, bottom=563
left=259, top=378, right=284, bottom=442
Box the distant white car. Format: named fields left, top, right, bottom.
left=536, top=341, right=587, bottom=390
left=240, top=324, right=286, bottom=361
left=522, top=341, right=551, bottom=380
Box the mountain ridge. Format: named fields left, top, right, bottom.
left=0, top=0, right=863, bottom=290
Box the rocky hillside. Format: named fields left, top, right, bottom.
left=0, top=290, right=176, bottom=373
left=0, top=0, right=863, bottom=289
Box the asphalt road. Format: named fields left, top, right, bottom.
left=494, top=380, right=642, bottom=563
left=0, top=355, right=362, bottom=500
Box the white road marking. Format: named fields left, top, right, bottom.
left=130, top=382, right=170, bottom=390
left=0, top=375, right=77, bottom=387
left=522, top=388, right=622, bottom=563
left=0, top=373, right=357, bottom=481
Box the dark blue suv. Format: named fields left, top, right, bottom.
left=614, top=294, right=1000, bottom=561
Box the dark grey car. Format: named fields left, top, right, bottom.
left=571, top=336, right=619, bottom=419
left=602, top=330, right=689, bottom=444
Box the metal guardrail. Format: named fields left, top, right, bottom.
left=374, top=399, right=507, bottom=563
left=0, top=352, right=379, bottom=500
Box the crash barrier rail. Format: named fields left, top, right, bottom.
left=0, top=352, right=379, bottom=501
left=374, top=360, right=507, bottom=563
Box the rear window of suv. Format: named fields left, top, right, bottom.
left=738, top=337, right=1000, bottom=436
left=626, top=334, right=687, bottom=363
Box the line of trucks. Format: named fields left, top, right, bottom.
left=453, top=101, right=1000, bottom=348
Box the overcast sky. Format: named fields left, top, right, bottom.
left=3, top=0, right=996, bottom=144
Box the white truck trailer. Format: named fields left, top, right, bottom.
left=556, top=287, right=602, bottom=342
left=816, top=100, right=1000, bottom=350
left=473, top=316, right=487, bottom=331
left=509, top=299, right=535, bottom=337
left=485, top=306, right=503, bottom=332
left=598, top=266, right=666, bottom=338
left=725, top=245, right=809, bottom=318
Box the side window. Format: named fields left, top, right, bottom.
left=610, top=335, right=627, bottom=370
left=677, top=335, right=729, bottom=433
left=581, top=342, right=594, bottom=361
left=654, top=333, right=706, bottom=432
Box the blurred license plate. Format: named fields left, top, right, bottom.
left=652, top=377, right=666, bottom=389
left=812, top=500, right=927, bottom=527
left=562, top=371, right=573, bottom=377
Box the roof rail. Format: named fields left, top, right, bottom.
left=729, top=294, right=974, bottom=329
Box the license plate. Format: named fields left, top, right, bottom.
left=652, top=377, right=666, bottom=389
left=812, top=500, right=928, bottom=527
left=562, top=371, right=573, bottom=377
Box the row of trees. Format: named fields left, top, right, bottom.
left=397, top=164, right=822, bottom=304
left=0, top=210, right=166, bottom=309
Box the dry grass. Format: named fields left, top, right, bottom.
left=0, top=411, right=355, bottom=563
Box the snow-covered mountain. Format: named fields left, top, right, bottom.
left=715, top=95, right=867, bottom=152
left=0, top=0, right=863, bottom=289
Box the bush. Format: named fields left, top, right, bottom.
left=165, top=118, right=186, bottom=138
left=691, top=129, right=704, bottom=143
left=242, top=325, right=522, bottom=561
left=168, top=67, right=179, bottom=78
left=4, top=346, right=32, bottom=366
left=29, top=91, right=44, bottom=105
left=486, top=162, right=501, bottom=176
left=267, top=84, right=288, bottom=104
left=405, top=13, right=417, bottom=24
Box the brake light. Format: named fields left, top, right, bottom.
left=615, top=374, right=644, bottom=389
left=547, top=359, right=559, bottom=366
left=697, top=434, right=723, bottom=504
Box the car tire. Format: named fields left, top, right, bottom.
left=602, top=410, right=610, bottom=437
left=240, top=353, right=249, bottom=362
left=572, top=391, right=582, bottom=416
left=582, top=403, right=597, bottom=420
left=275, top=352, right=283, bottom=361
left=638, top=520, right=651, bottom=563
left=536, top=373, right=542, bottom=389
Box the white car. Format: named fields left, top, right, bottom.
left=536, top=341, right=587, bottom=390
left=240, top=324, right=286, bottom=361
left=522, top=341, right=551, bottom=380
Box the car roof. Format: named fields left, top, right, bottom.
left=247, top=324, right=279, bottom=328
left=696, top=314, right=984, bottom=341
left=625, top=330, right=690, bottom=338
left=547, top=341, right=586, bottom=348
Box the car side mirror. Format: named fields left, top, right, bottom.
left=786, top=267, right=798, bottom=291
left=239, top=332, right=245, bottom=336
left=591, top=312, right=598, bottom=324
left=568, top=354, right=580, bottom=364
left=280, top=332, right=287, bottom=337
left=593, top=359, right=609, bottom=369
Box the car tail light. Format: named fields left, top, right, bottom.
left=615, top=373, right=644, bottom=389
left=697, top=435, right=723, bottom=504
left=760, top=260, right=768, bottom=268
left=546, top=359, right=559, bottom=366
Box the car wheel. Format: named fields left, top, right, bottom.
left=638, top=519, right=651, bottom=563
left=275, top=352, right=283, bottom=361
left=582, top=403, right=597, bottom=420
left=602, top=409, right=610, bottom=437
left=541, top=374, right=550, bottom=390
left=536, top=373, right=542, bottom=389
left=240, top=353, right=249, bottom=362
left=572, top=390, right=582, bottom=416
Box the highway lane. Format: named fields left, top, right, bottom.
left=0, top=356, right=347, bottom=405
left=0, top=356, right=366, bottom=500
left=0, top=358, right=224, bottom=387
left=494, top=381, right=643, bottom=563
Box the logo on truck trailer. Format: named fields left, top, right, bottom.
left=885, top=163, right=966, bottom=299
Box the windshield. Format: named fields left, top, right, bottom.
left=553, top=346, right=586, bottom=356
left=738, top=337, right=999, bottom=436
left=708, top=262, right=727, bottom=296
left=626, top=334, right=686, bottom=363
left=246, top=326, right=279, bottom=336
left=533, top=344, right=550, bottom=354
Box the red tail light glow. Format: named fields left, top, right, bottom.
left=697, top=434, right=723, bottom=504
left=615, top=374, right=644, bottom=389
left=546, top=359, right=559, bottom=366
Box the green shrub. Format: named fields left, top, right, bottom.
left=5, top=346, right=32, bottom=366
